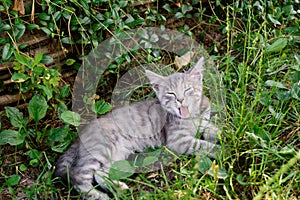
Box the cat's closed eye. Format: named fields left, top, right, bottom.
left=166, top=92, right=176, bottom=97
left=184, top=87, right=194, bottom=96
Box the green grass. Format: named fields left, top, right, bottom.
left=0, top=0, right=299, bottom=199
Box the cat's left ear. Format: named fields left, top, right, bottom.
left=188, top=57, right=205, bottom=81
left=145, top=70, right=165, bottom=92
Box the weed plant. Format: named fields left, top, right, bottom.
left=0, top=0, right=299, bottom=199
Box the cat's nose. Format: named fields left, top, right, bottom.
left=177, top=98, right=184, bottom=103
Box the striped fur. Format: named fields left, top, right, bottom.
left=55, top=58, right=221, bottom=199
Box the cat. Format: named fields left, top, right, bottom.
left=54, top=57, right=221, bottom=200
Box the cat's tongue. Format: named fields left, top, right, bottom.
left=179, top=106, right=189, bottom=118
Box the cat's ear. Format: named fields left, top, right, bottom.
left=188, top=57, right=205, bottom=82
left=145, top=70, right=165, bottom=92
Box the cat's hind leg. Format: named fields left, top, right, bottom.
left=70, top=160, right=110, bottom=200
left=71, top=173, right=110, bottom=200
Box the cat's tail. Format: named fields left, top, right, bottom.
left=54, top=139, right=79, bottom=181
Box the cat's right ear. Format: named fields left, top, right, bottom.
left=145, top=70, right=165, bottom=92
left=187, top=57, right=205, bottom=83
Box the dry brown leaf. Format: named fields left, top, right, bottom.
left=146, top=172, right=159, bottom=179
left=12, top=0, right=25, bottom=15
left=174, top=51, right=194, bottom=69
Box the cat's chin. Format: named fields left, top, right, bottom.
left=179, top=115, right=190, bottom=119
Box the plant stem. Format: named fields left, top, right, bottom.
left=253, top=150, right=300, bottom=200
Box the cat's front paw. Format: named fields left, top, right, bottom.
left=112, top=180, right=129, bottom=190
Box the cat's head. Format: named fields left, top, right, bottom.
left=146, top=57, right=205, bottom=118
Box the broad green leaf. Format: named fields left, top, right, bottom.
left=0, top=38, right=8, bottom=45
left=36, top=85, right=53, bottom=100
left=282, top=5, right=293, bottom=15
left=137, top=29, right=149, bottom=40
left=25, top=149, right=42, bottom=168
left=14, top=24, right=26, bottom=40
left=19, top=164, right=27, bottom=171
left=150, top=34, right=159, bottom=43
left=11, top=73, right=30, bottom=83
left=61, top=37, right=74, bottom=44
left=28, top=94, right=48, bottom=123
left=103, top=19, right=114, bottom=26
left=27, top=24, right=39, bottom=30
left=208, top=166, right=228, bottom=179
left=65, top=59, right=76, bottom=66
left=25, top=149, right=42, bottom=160
left=18, top=44, right=27, bottom=50
left=53, top=11, right=62, bottom=21
left=51, top=141, right=71, bottom=153
left=275, top=90, right=291, bottom=101
left=3, top=174, right=20, bottom=187
left=15, top=23, right=25, bottom=30
left=41, top=55, right=54, bottom=64
left=198, top=156, right=212, bottom=174
left=125, top=18, right=144, bottom=27
left=92, top=99, right=112, bottom=115
left=14, top=52, right=30, bottom=66
left=161, top=34, right=170, bottom=40
left=49, top=76, right=60, bottom=86
left=79, top=16, right=91, bottom=25
left=119, top=0, right=128, bottom=8
left=267, top=14, right=281, bottom=26
left=265, top=38, right=287, bottom=53
left=265, top=80, right=288, bottom=89
left=0, top=24, right=11, bottom=31
left=162, top=4, right=172, bottom=12
left=0, top=130, right=25, bottom=146
left=29, top=159, right=39, bottom=167
left=2, top=43, right=13, bottom=61
left=40, top=27, right=52, bottom=35
left=142, top=156, right=158, bottom=167
left=62, top=11, right=71, bottom=20
left=109, top=160, right=135, bottom=180
left=284, top=25, right=300, bottom=35
left=182, top=4, right=193, bottom=14
left=57, top=102, right=68, bottom=117
left=38, top=13, right=50, bottom=21
left=47, top=126, right=69, bottom=142
left=61, top=111, right=81, bottom=126
left=60, top=85, right=70, bottom=98
left=33, top=52, right=44, bottom=67
left=40, top=20, right=48, bottom=26
left=174, top=12, right=184, bottom=19
left=32, top=66, right=44, bottom=76
left=255, top=128, right=271, bottom=143
left=5, top=107, right=24, bottom=128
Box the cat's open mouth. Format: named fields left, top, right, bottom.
left=179, top=106, right=189, bottom=118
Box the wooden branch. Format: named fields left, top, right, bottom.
left=0, top=93, right=32, bottom=106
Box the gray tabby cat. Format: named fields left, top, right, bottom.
left=55, top=57, right=221, bottom=200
